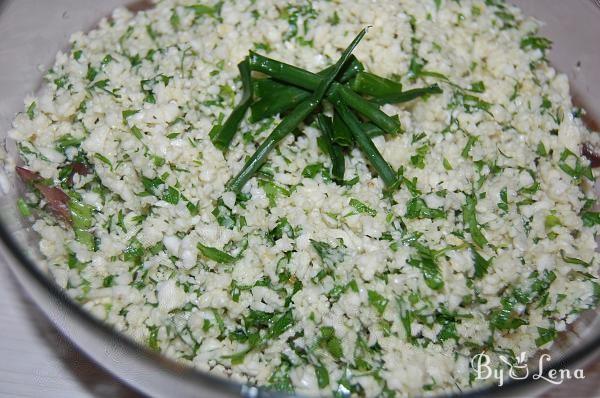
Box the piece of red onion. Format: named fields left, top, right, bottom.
left=34, top=183, right=72, bottom=223
left=582, top=144, right=600, bottom=168
left=16, top=166, right=72, bottom=224
left=67, top=162, right=91, bottom=185
left=15, top=166, right=42, bottom=183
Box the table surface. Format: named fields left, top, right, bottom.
left=0, top=261, right=599, bottom=398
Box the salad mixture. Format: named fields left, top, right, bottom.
left=7, top=0, right=600, bottom=396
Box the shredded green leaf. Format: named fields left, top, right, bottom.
left=349, top=198, right=377, bottom=217
left=197, top=242, right=237, bottom=264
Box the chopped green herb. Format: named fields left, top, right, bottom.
left=94, top=153, right=113, bottom=170
left=327, top=11, right=340, bottom=25
left=461, top=135, right=478, bottom=158
left=311, top=239, right=345, bottom=267
left=267, top=217, right=297, bottom=244
left=123, top=238, right=144, bottom=264
left=315, top=361, right=330, bottom=389
left=130, top=126, right=144, bottom=140
left=197, top=242, right=237, bottom=264
left=472, top=248, right=492, bottom=278
left=86, top=64, right=98, bottom=82
left=437, top=318, right=459, bottom=342
left=69, top=198, right=95, bottom=250
left=148, top=325, right=160, bottom=351
left=443, top=157, right=453, bottom=171
left=320, top=326, right=343, bottom=360
left=26, top=102, right=36, bottom=120
left=55, top=134, right=84, bottom=153
left=170, top=10, right=180, bottom=29
left=535, top=327, right=557, bottom=347
left=490, top=296, right=528, bottom=331
left=101, top=54, right=113, bottom=68
left=186, top=3, right=222, bottom=19
left=141, top=176, right=180, bottom=205
left=582, top=211, right=600, bottom=227
left=519, top=181, right=540, bottom=196
left=302, top=163, right=326, bottom=179
left=212, top=198, right=239, bottom=230
left=349, top=198, right=377, bottom=217
left=163, top=186, right=180, bottom=205
left=470, top=81, right=486, bottom=93
left=268, top=357, right=295, bottom=393
left=498, top=187, right=509, bottom=213
left=544, top=214, right=561, bottom=230
left=560, top=250, right=591, bottom=267
left=462, top=195, right=488, bottom=248
left=520, top=36, right=552, bottom=54
left=54, top=75, right=68, bottom=89
left=368, top=290, right=389, bottom=315
left=122, top=109, right=139, bottom=120
left=102, top=275, right=115, bottom=288
left=410, top=144, right=429, bottom=169
left=259, top=179, right=290, bottom=207
left=536, top=142, right=548, bottom=157
left=405, top=197, right=446, bottom=220
left=17, top=198, right=32, bottom=217
left=407, top=242, right=444, bottom=290
left=558, top=149, right=594, bottom=183
left=459, top=93, right=492, bottom=114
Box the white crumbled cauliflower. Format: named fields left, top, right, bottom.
left=6, top=0, right=599, bottom=396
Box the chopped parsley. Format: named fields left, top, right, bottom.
left=405, top=197, right=446, bottom=220
left=349, top=198, right=377, bottom=217
left=462, top=195, right=488, bottom=248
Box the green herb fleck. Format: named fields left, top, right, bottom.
left=406, top=197, right=446, bottom=220
left=102, top=275, right=115, bottom=288
left=349, top=198, right=377, bottom=217
left=443, top=157, right=453, bottom=171
left=259, top=179, right=290, bottom=207
left=461, top=136, right=478, bottom=158
left=197, top=242, right=237, bottom=264
left=470, top=81, right=486, bottom=93
left=462, top=195, right=487, bottom=248
left=558, top=149, right=594, bottom=183
left=410, top=144, right=430, bottom=169
left=560, top=250, right=591, bottom=267
left=498, top=187, right=509, bottom=213
left=536, top=142, right=548, bottom=157
left=17, top=198, right=32, bottom=217
left=268, top=357, right=295, bottom=393
left=26, top=102, right=37, bottom=120
left=94, top=153, right=113, bottom=170
left=544, top=214, right=561, bottom=230
left=582, top=211, right=600, bottom=227
left=472, top=248, right=492, bottom=278
left=315, top=361, right=330, bottom=389
left=148, top=325, right=160, bottom=351
left=520, top=36, right=552, bottom=54
left=320, top=326, right=343, bottom=360
left=368, top=290, right=389, bottom=315
left=407, top=242, right=444, bottom=290
left=490, top=296, right=528, bottom=331
left=535, top=327, right=557, bottom=347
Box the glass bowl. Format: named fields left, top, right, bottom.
left=0, top=1, right=599, bottom=397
